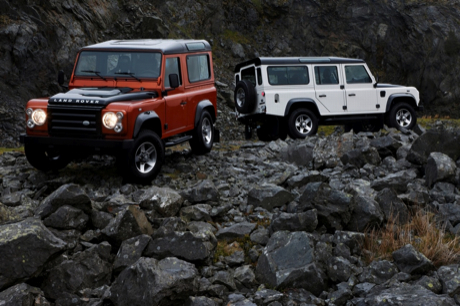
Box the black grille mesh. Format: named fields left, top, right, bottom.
left=48, top=106, right=102, bottom=138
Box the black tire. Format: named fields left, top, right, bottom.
left=125, top=130, right=164, bottom=184
left=234, top=80, right=257, bottom=114
left=244, top=125, right=253, bottom=140
left=287, top=108, right=318, bottom=139
left=190, top=110, right=214, bottom=155
left=24, top=144, right=71, bottom=171
left=389, top=102, right=417, bottom=130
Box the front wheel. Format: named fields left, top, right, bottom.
left=190, top=110, right=214, bottom=155
left=24, top=144, right=71, bottom=171
left=389, top=102, right=416, bottom=130
left=287, top=108, right=318, bottom=139
left=125, top=130, right=164, bottom=184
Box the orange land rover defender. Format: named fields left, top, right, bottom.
left=20, top=39, right=218, bottom=183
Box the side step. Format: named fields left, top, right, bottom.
left=164, top=135, right=192, bottom=147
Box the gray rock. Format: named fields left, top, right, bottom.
left=358, top=260, right=398, bottom=285
left=426, top=152, right=457, bottom=187
left=437, top=265, right=460, bottom=297
left=352, top=282, right=376, bottom=297
left=180, top=180, right=220, bottom=204
left=91, top=210, right=114, bottom=230
left=280, top=142, right=314, bottom=166
left=210, top=270, right=236, bottom=290
left=407, top=130, right=460, bottom=165
left=187, top=221, right=217, bottom=235
left=347, top=196, right=383, bottom=232
left=110, top=257, right=198, bottom=305
left=392, top=244, right=435, bottom=275
left=0, top=218, right=66, bottom=290
left=101, top=205, right=153, bottom=245
left=340, top=146, right=381, bottom=168
left=42, top=242, right=112, bottom=300
left=138, top=16, right=169, bottom=38
left=43, top=205, right=89, bottom=230
left=438, top=203, right=460, bottom=227
left=249, top=227, right=269, bottom=246
left=269, top=210, right=318, bottom=233
left=234, top=265, right=256, bottom=287
left=370, top=169, right=418, bottom=192
left=216, top=222, right=256, bottom=240
left=285, top=170, right=328, bottom=188
left=247, top=184, right=294, bottom=211
left=185, top=296, right=219, bottom=306
left=113, top=234, right=152, bottom=273
left=326, top=256, right=354, bottom=283
left=180, top=204, right=212, bottom=222
left=326, top=287, right=353, bottom=306
left=0, top=283, right=49, bottom=305
left=374, top=188, right=409, bottom=224
left=256, top=231, right=327, bottom=295
left=299, top=182, right=353, bottom=231
left=35, top=183, right=91, bottom=218
left=254, top=289, right=284, bottom=304
left=415, top=275, right=443, bottom=294
left=370, top=135, right=402, bottom=158
left=138, top=186, right=184, bottom=217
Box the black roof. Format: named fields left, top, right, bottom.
left=234, top=57, right=365, bottom=72
left=81, top=39, right=212, bottom=55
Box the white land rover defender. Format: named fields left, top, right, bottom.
left=233, top=57, right=423, bottom=140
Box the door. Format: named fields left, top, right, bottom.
left=313, top=65, right=345, bottom=114
left=342, top=64, right=379, bottom=113
left=164, top=56, right=188, bottom=135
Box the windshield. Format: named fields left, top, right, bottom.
left=74, top=51, right=162, bottom=78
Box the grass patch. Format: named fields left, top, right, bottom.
left=0, top=147, right=24, bottom=155
left=363, top=209, right=460, bottom=267
left=213, top=234, right=255, bottom=263
left=223, top=30, right=250, bottom=44
left=418, top=116, right=460, bottom=129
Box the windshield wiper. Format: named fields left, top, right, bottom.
left=115, top=72, right=141, bottom=82
left=81, top=70, right=107, bottom=81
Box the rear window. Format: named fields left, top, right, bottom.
left=187, top=54, right=210, bottom=83
left=241, top=67, right=256, bottom=87
left=267, top=66, right=309, bottom=85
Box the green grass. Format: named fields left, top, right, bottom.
left=0, top=147, right=23, bottom=155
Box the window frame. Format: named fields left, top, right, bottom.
left=267, top=65, right=310, bottom=86
left=186, top=53, right=211, bottom=83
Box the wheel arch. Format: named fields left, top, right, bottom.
left=195, top=100, right=216, bottom=127
left=133, top=111, right=162, bottom=139
left=385, top=94, right=417, bottom=112
left=285, top=98, right=321, bottom=118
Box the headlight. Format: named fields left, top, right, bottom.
left=26, top=108, right=47, bottom=128
left=103, top=111, right=124, bottom=132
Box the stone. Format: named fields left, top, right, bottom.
left=0, top=218, right=66, bottom=290
left=256, top=231, right=327, bottom=295
left=415, top=275, right=443, bottom=294
left=0, top=283, right=49, bottom=305
left=215, top=222, right=256, bottom=240
left=180, top=204, right=212, bottom=222
left=370, top=169, right=418, bottom=192
left=247, top=184, right=294, bottom=211
left=326, top=256, right=354, bottom=283
left=392, top=244, right=435, bottom=275
left=426, top=152, right=457, bottom=187
left=437, top=265, right=460, bottom=297
left=374, top=188, right=409, bottom=224
left=180, top=180, right=220, bottom=204
left=91, top=210, right=114, bottom=230
left=113, top=234, right=152, bottom=273
left=269, top=210, right=318, bottom=233
left=110, top=257, right=198, bottom=305
left=138, top=186, right=184, bottom=217
left=254, top=289, right=284, bottom=305
left=184, top=296, right=219, bottom=306
left=234, top=265, right=256, bottom=287
left=43, top=205, right=89, bottom=230
left=249, top=227, right=269, bottom=246
left=407, top=130, right=460, bottom=165
left=340, top=146, right=381, bottom=168
left=370, top=135, right=402, bottom=158
left=347, top=195, right=384, bottom=232
left=280, top=142, right=314, bottom=166
left=358, top=260, right=398, bottom=285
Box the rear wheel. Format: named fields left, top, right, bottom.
left=24, top=144, right=71, bottom=171
left=389, top=102, right=416, bottom=130
left=190, top=110, right=214, bottom=155
left=234, top=80, right=257, bottom=114
left=287, top=108, right=318, bottom=139
left=125, top=130, right=164, bottom=184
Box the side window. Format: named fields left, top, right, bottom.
left=165, top=57, right=182, bottom=88
left=187, top=54, right=210, bottom=83
left=345, top=65, right=372, bottom=84
left=241, top=67, right=256, bottom=86
left=314, top=66, right=339, bottom=85
left=257, top=68, right=262, bottom=86
left=267, top=66, right=309, bottom=85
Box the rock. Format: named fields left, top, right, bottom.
left=216, top=222, right=256, bottom=240
left=285, top=170, right=328, bottom=189
left=415, top=275, right=443, bottom=294
left=0, top=218, right=66, bottom=290
left=392, top=244, right=435, bottom=275
left=138, top=16, right=169, bottom=38
left=42, top=242, right=112, bottom=300
left=333, top=231, right=365, bottom=256
left=358, top=260, right=398, bottom=285
left=269, top=210, right=317, bottom=233
left=138, top=186, right=184, bottom=217
left=340, top=146, right=381, bottom=168
left=101, top=205, right=153, bottom=245
left=299, top=182, right=353, bottom=231
left=113, top=234, right=152, bottom=273
left=437, top=265, right=460, bottom=297
left=256, top=231, right=327, bottom=295
left=110, top=257, right=198, bottom=305
left=234, top=265, right=256, bottom=287
left=43, top=205, right=89, bottom=230
left=254, top=289, right=284, bottom=305
left=326, top=256, right=354, bottom=283
left=145, top=229, right=217, bottom=262
left=407, top=130, right=460, bottom=165
left=280, top=142, right=314, bottom=166
left=370, top=135, right=402, bottom=158
left=374, top=188, right=409, bottom=224
left=326, top=287, right=353, bottom=306
left=180, top=180, right=220, bottom=204
left=180, top=204, right=212, bottom=222
left=438, top=203, right=460, bottom=227
left=91, top=210, right=114, bottom=230
left=249, top=227, right=269, bottom=246
left=210, top=270, right=236, bottom=291
left=0, top=283, right=49, bottom=305
left=247, top=184, right=294, bottom=211
left=370, top=169, right=418, bottom=192
left=426, top=152, right=457, bottom=187
left=185, top=296, right=219, bottom=306
left=347, top=196, right=383, bottom=232
left=35, top=183, right=91, bottom=218
left=0, top=202, right=20, bottom=224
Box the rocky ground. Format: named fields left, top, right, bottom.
left=2, top=123, right=460, bottom=305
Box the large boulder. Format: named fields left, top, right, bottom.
left=247, top=184, right=294, bottom=211
left=138, top=186, right=184, bottom=217
left=34, top=184, right=91, bottom=218
left=358, top=260, right=398, bottom=285
left=280, top=142, right=314, bottom=166
left=437, top=265, right=460, bottom=297
left=43, top=205, right=89, bottom=230
left=374, top=188, right=409, bottom=224
left=340, top=146, right=381, bottom=168
left=110, top=257, right=198, bottom=305
left=370, top=135, right=402, bottom=158
left=370, top=169, right=418, bottom=192
left=347, top=196, right=384, bottom=232
left=256, top=231, right=327, bottom=296
left=392, top=244, right=435, bottom=275
left=180, top=180, right=220, bottom=204
left=113, top=234, right=152, bottom=273
left=269, top=210, right=318, bottom=233
left=425, top=152, right=457, bottom=187
left=0, top=283, right=49, bottom=305
left=216, top=222, right=257, bottom=240
left=0, top=218, right=66, bottom=290
left=407, top=130, right=460, bottom=165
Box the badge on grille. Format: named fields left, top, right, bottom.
left=83, top=121, right=90, bottom=126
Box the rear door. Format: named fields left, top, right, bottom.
left=342, top=64, right=379, bottom=113
left=313, top=65, right=346, bottom=114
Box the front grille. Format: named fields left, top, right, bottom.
left=48, top=106, right=102, bottom=138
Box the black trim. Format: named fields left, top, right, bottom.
left=20, top=134, right=134, bottom=150
left=133, top=111, right=161, bottom=138
left=376, top=83, right=404, bottom=88
left=284, top=98, right=318, bottom=117
left=385, top=93, right=417, bottom=112
left=235, top=57, right=365, bottom=72
left=194, top=100, right=215, bottom=127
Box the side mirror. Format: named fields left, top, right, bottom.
left=169, top=74, right=179, bottom=89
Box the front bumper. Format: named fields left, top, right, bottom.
left=20, top=134, right=134, bottom=150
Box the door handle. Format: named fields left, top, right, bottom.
left=319, top=95, right=326, bottom=98
left=348, top=93, right=356, bottom=97
left=180, top=101, right=187, bottom=106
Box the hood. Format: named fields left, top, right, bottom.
left=48, top=88, right=158, bottom=107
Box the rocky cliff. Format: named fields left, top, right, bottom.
left=2, top=0, right=460, bottom=146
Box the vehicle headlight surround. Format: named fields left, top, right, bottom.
left=103, top=111, right=124, bottom=132
left=30, top=109, right=46, bottom=126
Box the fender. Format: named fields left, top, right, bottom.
left=284, top=98, right=319, bottom=117
left=194, top=99, right=215, bottom=126
left=133, top=110, right=161, bottom=138
left=385, top=93, right=416, bottom=112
